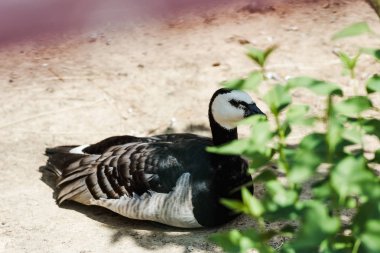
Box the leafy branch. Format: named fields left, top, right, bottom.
left=209, top=22, right=380, bottom=253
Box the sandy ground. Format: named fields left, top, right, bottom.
left=0, top=0, right=379, bottom=252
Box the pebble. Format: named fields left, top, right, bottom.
left=265, top=72, right=281, bottom=81
left=284, top=26, right=299, bottom=31
left=284, top=75, right=293, bottom=81
left=238, top=38, right=250, bottom=45
left=170, top=118, right=177, bottom=127
left=87, top=33, right=98, bottom=43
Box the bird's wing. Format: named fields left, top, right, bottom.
left=82, top=135, right=162, bottom=154
left=81, top=133, right=210, bottom=154
left=54, top=142, right=186, bottom=205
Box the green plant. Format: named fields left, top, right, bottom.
left=209, top=22, right=380, bottom=253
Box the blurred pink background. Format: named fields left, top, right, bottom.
left=0, top=0, right=234, bottom=45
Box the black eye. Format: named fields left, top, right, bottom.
left=229, top=99, right=248, bottom=108
left=229, top=99, right=240, bottom=107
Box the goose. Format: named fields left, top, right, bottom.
left=44, top=88, right=265, bottom=228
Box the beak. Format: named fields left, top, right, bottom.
left=245, top=103, right=266, bottom=117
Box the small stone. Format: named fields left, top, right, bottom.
left=88, top=33, right=98, bottom=43
left=170, top=118, right=177, bottom=127
left=284, top=26, right=299, bottom=31
left=212, top=62, right=221, bottom=67
left=46, top=87, right=54, bottom=93
left=137, top=64, right=144, bottom=68
left=238, top=38, right=250, bottom=45
left=265, top=72, right=281, bottom=81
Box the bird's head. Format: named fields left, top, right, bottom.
left=209, top=88, right=265, bottom=130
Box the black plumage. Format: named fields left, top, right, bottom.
left=44, top=88, right=265, bottom=228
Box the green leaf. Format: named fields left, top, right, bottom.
left=247, top=48, right=265, bottom=67
left=207, top=139, right=250, bottom=155
left=254, top=169, right=277, bottom=182
left=207, top=122, right=273, bottom=167
left=331, top=156, right=375, bottom=199
left=342, top=127, right=363, bottom=144
left=287, top=201, right=340, bottom=252
left=220, top=198, right=245, bottom=214
left=210, top=229, right=274, bottom=253
left=248, top=150, right=274, bottom=169
left=238, top=115, right=274, bottom=168
left=335, top=96, right=373, bottom=117
left=336, top=51, right=360, bottom=69
left=224, top=72, right=264, bottom=91
left=335, top=51, right=361, bottom=77
left=210, top=229, right=244, bottom=253
left=265, top=181, right=298, bottom=208
left=361, top=48, right=380, bottom=62
left=243, top=71, right=264, bottom=91
left=312, top=180, right=334, bottom=201
left=330, top=235, right=355, bottom=251
left=373, top=149, right=380, bottom=163
left=241, top=188, right=264, bottom=217
left=223, top=79, right=245, bottom=89
left=247, top=45, right=278, bottom=68
left=362, top=119, right=380, bottom=139
left=332, top=22, right=374, bottom=40
left=366, top=74, right=380, bottom=94
left=286, top=104, right=315, bottom=126
left=247, top=116, right=272, bottom=146
left=286, top=77, right=343, bottom=96
left=287, top=133, right=328, bottom=183
left=264, top=84, right=292, bottom=115
left=238, top=114, right=267, bottom=126
left=353, top=199, right=380, bottom=252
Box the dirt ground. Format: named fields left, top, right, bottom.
left=0, top=0, right=379, bottom=252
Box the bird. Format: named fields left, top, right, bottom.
left=43, top=88, right=265, bottom=228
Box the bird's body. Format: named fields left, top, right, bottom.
left=44, top=88, right=265, bottom=228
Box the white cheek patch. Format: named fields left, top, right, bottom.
left=211, top=91, right=254, bottom=130
left=212, top=98, right=245, bottom=129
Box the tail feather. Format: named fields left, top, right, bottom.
left=45, top=145, right=84, bottom=175
left=43, top=145, right=97, bottom=205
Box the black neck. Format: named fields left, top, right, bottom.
left=208, top=109, right=238, bottom=146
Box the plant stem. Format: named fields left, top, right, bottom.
left=326, top=95, right=334, bottom=163
left=350, top=68, right=355, bottom=80
left=352, top=239, right=361, bottom=253
left=274, top=112, right=290, bottom=173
